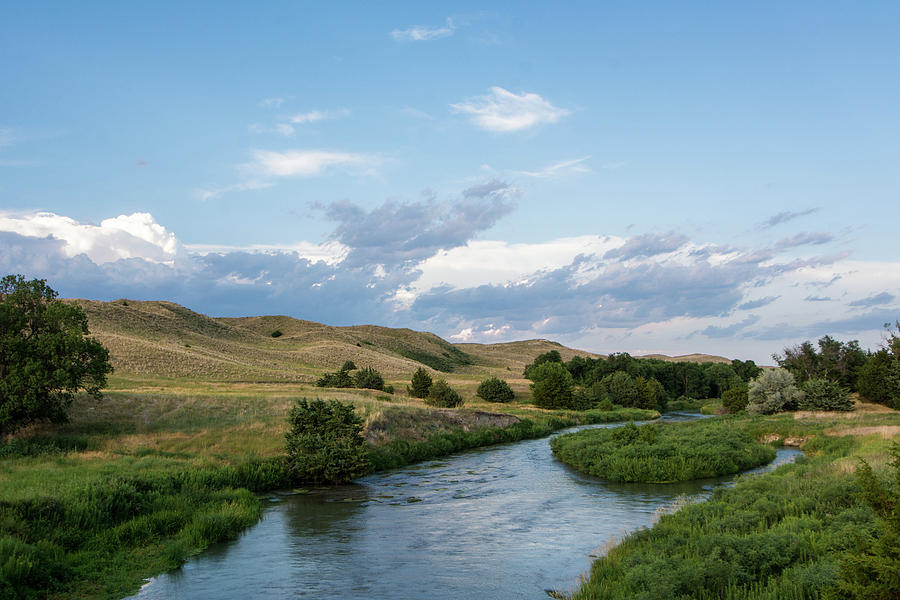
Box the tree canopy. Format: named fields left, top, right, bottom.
left=0, top=275, right=112, bottom=435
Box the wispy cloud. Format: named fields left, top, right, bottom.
left=451, top=87, right=569, bottom=132
left=258, top=97, right=286, bottom=108
left=516, top=156, right=591, bottom=179
left=848, top=292, right=896, bottom=307
left=196, top=181, right=273, bottom=201
left=737, top=296, right=779, bottom=310
left=391, top=18, right=455, bottom=42
left=775, top=231, right=834, bottom=250
left=0, top=127, right=14, bottom=147
left=288, top=108, right=351, bottom=124
left=248, top=123, right=296, bottom=136
left=758, top=208, right=820, bottom=230
left=246, top=149, right=377, bottom=178
left=805, top=295, right=832, bottom=302
left=701, top=315, right=761, bottom=339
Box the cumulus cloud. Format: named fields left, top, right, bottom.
left=515, top=156, right=591, bottom=179
left=246, top=149, right=377, bottom=177
left=391, top=18, right=455, bottom=41
left=758, top=208, right=820, bottom=230
left=320, top=181, right=517, bottom=267
left=848, top=292, right=896, bottom=307
left=0, top=211, right=179, bottom=264
left=451, top=87, right=569, bottom=132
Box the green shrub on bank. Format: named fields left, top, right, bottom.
left=551, top=419, right=775, bottom=483
left=353, top=367, right=385, bottom=391
left=408, top=367, right=433, bottom=398
left=424, top=379, right=463, bottom=408
left=477, top=377, right=515, bottom=403
left=800, top=378, right=853, bottom=411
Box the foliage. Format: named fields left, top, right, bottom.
left=834, top=442, right=900, bottom=599
left=800, top=378, right=853, bottom=411
left=731, top=358, right=762, bottom=381
left=704, top=363, right=742, bottom=398
left=596, top=371, right=640, bottom=407
left=747, top=370, right=804, bottom=414
left=395, top=344, right=471, bottom=373
left=353, top=366, right=384, bottom=391
left=424, top=379, right=463, bottom=408
left=529, top=362, right=575, bottom=409
left=523, top=349, right=563, bottom=379
left=775, top=335, right=867, bottom=391
left=383, top=384, right=394, bottom=394
left=315, top=369, right=353, bottom=388
left=0, top=275, right=113, bottom=435
left=636, top=376, right=666, bottom=410
left=721, top=385, right=749, bottom=413
left=408, top=367, right=433, bottom=398
left=857, top=349, right=899, bottom=408
left=340, top=360, right=357, bottom=372
left=270, top=329, right=283, bottom=338
left=284, top=398, right=371, bottom=484
left=476, top=377, right=515, bottom=403
left=551, top=419, right=775, bottom=483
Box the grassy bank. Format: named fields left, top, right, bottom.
left=550, top=419, right=775, bottom=483
left=566, top=406, right=900, bottom=600
left=0, top=376, right=657, bottom=600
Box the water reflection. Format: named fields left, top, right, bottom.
left=129, top=414, right=799, bottom=600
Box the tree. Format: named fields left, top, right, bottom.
left=637, top=376, right=666, bottom=411
left=800, top=378, right=853, bottom=411
left=529, top=362, right=574, bottom=409
left=476, top=377, right=515, bottom=403
left=857, top=349, right=900, bottom=408
left=523, top=349, right=562, bottom=379
left=721, top=385, right=749, bottom=413
left=0, top=275, right=113, bottom=435
left=353, top=367, right=384, bottom=391
left=596, top=371, right=640, bottom=408
left=747, top=369, right=804, bottom=415
left=424, top=379, right=463, bottom=408
left=284, top=398, right=371, bottom=484
left=704, top=363, right=740, bottom=398
left=408, top=367, right=433, bottom=398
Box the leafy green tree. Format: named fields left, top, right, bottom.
left=721, top=385, right=749, bottom=413
left=704, top=363, right=740, bottom=398
left=747, top=369, right=804, bottom=414
left=523, top=349, right=562, bottom=379
left=731, top=358, right=761, bottom=382
left=340, top=360, right=357, bottom=372
left=637, top=376, right=666, bottom=411
left=529, top=362, right=574, bottom=409
left=0, top=275, right=113, bottom=435
left=858, top=349, right=900, bottom=408
left=424, top=379, right=463, bottom=408
left=597, top=371, right=640, bottom=408
left=476, top=377, right=515, bottom=403
left=800, top=378, right=853, bottom=411
left=284, top=398, right=371, bottom=484
left=775, top=335, right=868, bottom=390
left=408, top=367, right=433, bottom=398
left=353, top=367, right=384, bottom=390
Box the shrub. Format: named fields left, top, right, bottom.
left=857, top=349, right=900, bottom=408
left=721, top=385, right=749, bottom=413
left=523, top=350, right=563, bottom=379
left=529, top=362, right=574, bottom=409
left=800, top=378, right=853, bottom=411
left=341, top=360, right=357, bottom=372
left=353, top=367, right=384, bottom=391
left=747, top=369, right=804, bottom=414
left=424, top=379, right=463, bottom=408
left=596, top=372, right=641, bottom=407
left=315, top=370, right=353, bottom=388
left=408, top=367, right=433, bottom=398
left=383, top=384, right=394, bottom=394
left=270, top=329, right=283, bottom=338
left=596, top=397, right=615, bottom=411
left=284, top=398, right=372, bottom=484
left=476, top=377, right=515, bottom=403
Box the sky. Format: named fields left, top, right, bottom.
left=1, top=1, right=899, bottom=364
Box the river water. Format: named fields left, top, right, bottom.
left=129, top=414, right=800, bottom=600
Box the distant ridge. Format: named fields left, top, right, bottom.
left=67, top=299, right=733, bottom=381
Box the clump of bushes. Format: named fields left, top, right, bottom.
left=424, top=379, right=463, bottom=408
left=270, top=329, right=283, bottom=338
left=721, top=385, right=749, bottom=413
left=747, top=369, right=804, bottom=414
left=284, top=398, right=371, bottom=484
left=800, top=378, right=853, bottom=411
left=476, top=377, right=514, bottom=403
left=353, top=367, right=385, bottom=391
left=530, top=362, right=575, bottom=409
left=550, top=419, right=775, bottom=483
left=316, top=362, right=385, bottom=391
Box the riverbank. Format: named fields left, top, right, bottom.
left=566, top=405, right=900, bottom=599
left=0, top=375, right=657, bottom=600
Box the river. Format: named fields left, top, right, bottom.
left=129, top=413, right=800, bottom=599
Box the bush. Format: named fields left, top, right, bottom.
left=353, top=367, right=384, bottom=391
left=424, top=379, right=463, bottom=408
left=408, top=367, right=433, bottom=398
left=523, top=350, right=562, bottom=379
left=530, top=362, right=575, bottom=409
left=341, top=360, right=357, bottom=372
left=284, top=398, right=371, bottom=484
left=383, top=384, right=394, bottom=394
left=800, top=378, right=853, bottom=411
left=270, top=329, right=283, bottom=338
left=721, top=385, right=749, bottom=413
left=596, top=372, right=641, bottom=407
left=476, top=377, right=515, bottom=403
left=857, top=349, right=900, bottom=408
left=747, top=369, right=804, bottom=414
left=315, top=370, right=353, bottom=388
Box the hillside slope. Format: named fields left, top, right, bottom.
left=69, top=299, right=729, bottom=382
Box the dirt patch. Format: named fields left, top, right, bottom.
left=759, top=434, right=808, bottom=447
left=826, top=426, right=900, bottom=439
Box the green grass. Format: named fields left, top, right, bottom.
left=550, top=418, right=775, bottom=483
left=566, top=410, right=900, bottom=600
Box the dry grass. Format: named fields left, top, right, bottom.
left=827, top=425, right=900, bottom=439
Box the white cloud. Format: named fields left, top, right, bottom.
left=259, top=97, right=286, bottom=108
left=0, top=211, right=179, bottom=265
left=185, top=240, right=348, bottom=265
left=0, top=127, right=13, bottom=147
left=451, top=87, right=570, bottom=132
left=391, top=18, right=455, bottom=42
left=516, top=156, right=591, bottom=179
left=248, top=123, right=296, bottom=137
left=246, top=149, right=377, bottom=178
left=289, top=108, right=350, bottom=124
left=196, top=180, right=273, bottom=201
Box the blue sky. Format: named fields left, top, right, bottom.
left=2, top=2, right=899, bottom=363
